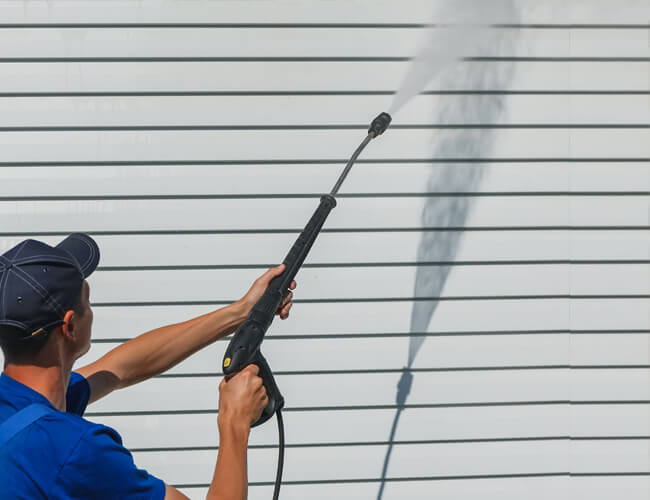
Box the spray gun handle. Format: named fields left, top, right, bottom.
left=250, top=350, right=284, bottom=427
left=221, top=315, right=284, bottom=427
left=221, top=194, right=337, bottom=425
left=222, top=344, right=283, bottom=427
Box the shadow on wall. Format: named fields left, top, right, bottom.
left=376, top=6, right=520, bottom=498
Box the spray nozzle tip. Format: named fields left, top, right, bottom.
left=368, top=112, right=392, bottom=137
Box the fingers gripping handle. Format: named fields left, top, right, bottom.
left=221, top=320, right=284, bottom=427
left=250, top=351, right=285, bottom=428
left=222, top=350, right=283, bottom=428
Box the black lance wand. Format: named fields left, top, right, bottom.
left=222, top=112, right=392, bottom=500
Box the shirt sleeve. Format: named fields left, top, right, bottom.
left=65, top=372, right=90, bottom=416
left=51, top=425, right=166, bottom=500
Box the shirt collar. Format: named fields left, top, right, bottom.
left=0, top=372, right=57, bottom=409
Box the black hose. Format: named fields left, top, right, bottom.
left=272, top=409, right=285, bottom=500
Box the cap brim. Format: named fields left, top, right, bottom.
left=56, top=233, right=100, bottom=278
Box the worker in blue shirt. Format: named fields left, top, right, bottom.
left=0, top=233, right=295, bottom=499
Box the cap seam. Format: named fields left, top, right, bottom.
left=0, top=319, right=28, bottom=330
left=10, top=265, right=66, bottom=317
left=12, top=254, right=77, bottom=268
left=11, top=240, right=30, bottom=260
left=0, top=260, right=11, bottom=320
left=69, top=235, right=96, bottom=274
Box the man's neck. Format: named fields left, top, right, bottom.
left=4, top=362, right=71, bottom=411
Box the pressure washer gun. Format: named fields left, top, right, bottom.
left=222, top=111, right=392, bottom=425
left=221, top=112, right=391, bottom=499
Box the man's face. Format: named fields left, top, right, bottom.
left=72, top=280, right=93, bottom=359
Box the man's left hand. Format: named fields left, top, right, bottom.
left=237, top=264, right=296, bottom=320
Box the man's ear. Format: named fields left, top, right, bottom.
left=61, top=310, right=75, bottom=340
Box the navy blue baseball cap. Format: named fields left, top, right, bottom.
left=0, top=234, right=100, bottom=342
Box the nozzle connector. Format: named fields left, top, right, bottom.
left=368, top=112, right=392, bottom=137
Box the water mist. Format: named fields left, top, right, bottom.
left=377, top=2, right=520, bottom=498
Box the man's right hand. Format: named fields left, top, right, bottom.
left=217, top=364, right=268, bottom=430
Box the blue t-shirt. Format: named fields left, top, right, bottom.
left=0, top=372, right=166, bottom=500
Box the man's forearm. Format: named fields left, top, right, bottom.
left=207, top=419, right=250, bottom=500
left=102, top=301, right=247, bottom=388
left=162, top=419, right=250, bottom=500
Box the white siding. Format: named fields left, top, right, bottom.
left=0, top=1, right=648, bottom=499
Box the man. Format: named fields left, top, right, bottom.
left=0, top=233, right=296, bottom=499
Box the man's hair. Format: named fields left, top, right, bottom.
left=0, top=285, right=85, bottom=363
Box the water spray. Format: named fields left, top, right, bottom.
left=378, top=2, right=520, bottom=497
left=222, top=112, right=392, bottom=500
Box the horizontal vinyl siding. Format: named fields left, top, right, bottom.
left=0, top=0, right=647, bottom=24
left=0, top=1, right=648, bottom=499
left=1, top=62, right=649, bottom=93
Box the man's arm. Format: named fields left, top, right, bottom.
left=77, top=265, right=294, bottom=404
left=163, top=364, right=265, bottom=500
left=162, top=416, right=252, bottom=500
